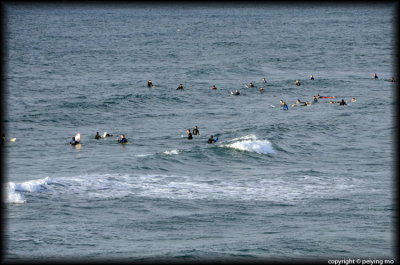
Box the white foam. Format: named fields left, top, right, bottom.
left=5, top=177, right=52, bottom=204
left=223, top=134, right=275, bottom=154
left=163, top=149, right=179, bottom=155
left=4, top=173, right=359, bottom=204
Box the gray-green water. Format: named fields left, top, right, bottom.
left=3, top=4, right=396, bottom=261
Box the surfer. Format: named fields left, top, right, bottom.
left=339, top=99, right=347, bottom=106
left=103, top=132, right=113, bottom=138
left=373, top=73, right=378, bottom=79
left=283, top=102, right=289, bottom=110
left=313, top=96, right=318, bottom=103
left=296, top=99, right=303, bottom=104
left=299, top=101, right=310, bottom=106
left=193, top=126, right=200, bottom=135
left=187, top=129, right=193, bottom=140
left=233, top=89, right=240, bottom=95
left=295, top=80, right=301, bottom=86
left=177, top=84, right=184, bottom=90
left=118, top=134, right=128, bottom=143
left=70, top=136, right=80, bottom=145
left=280, top=99, right=285, bottom=106
left=212, top=85, right=217, bottom=90
left=249, top=82, right=255, bottom=87
left=95, top=132, right=101, bottom=139
left=351, top=98, right=356, bottom=102
left=208, top=135, right=216, bottom=144
left=310, top=74, right=314, bottom=80
left=259, top=87, right=264, bottom=93
left=147, top=80, right=153, bottom=87
left=262, top=77, right=267, bottom=83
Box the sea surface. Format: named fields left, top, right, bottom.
left=2, top=4, right=397, bottom=262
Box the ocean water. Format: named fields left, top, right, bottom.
left=2, top=4, right=396, bottom=262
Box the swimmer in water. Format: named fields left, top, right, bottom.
left=262, top=77, right=267, bottom=83
left=234, top=89, right=240, bottom=95
left=193, top=126, right=200, bottom=135
left=95, top=132, right=101, bottom=139
left=211, top=85, right=217, bottom=90
left=313, top=96, right=318, bottom=103
left=177, top=84, right=184, bottom=90
left=259, top=87, right=264, bottom=93
left=70, top=136, right=80, bottom=145
left=374, top=73, right=378, bottom=79
left=295, top=80, right=301, bottom=86
left=351, top=98, right=356, bottom=102
left=280, top=99, right=285, bottom=106
left=118, top=134, right=128, bottom=143
left=187, top=129, right=193, bottom=140
left=310, top=74, right=314, bottom=80
left=339, top=99, right=347, bottom=106
left=208, top=135, right=216, bottom=144
left=249, top=82, right=255, bottom=87
left=147, top=80, right=153, bottom=87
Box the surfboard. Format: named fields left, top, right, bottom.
left=103, top=132, right=107, bottom=138
left=10, top=138, right=16, bottom=142
left=75, top=133, right=81, bottom=142
left=283, top=105, right=288, bottom=110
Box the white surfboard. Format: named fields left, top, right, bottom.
left=75, top=133, right=81, bottom=142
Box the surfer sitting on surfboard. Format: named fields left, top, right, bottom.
left=148, top=80, right=153, bottom=87
left=70, top=136, right=80, bottom=145
left=118, top=134, right=128, bottom=143
left=193, top=126, right=200, bottom=135
left=95, top=132, right=101, bottom=139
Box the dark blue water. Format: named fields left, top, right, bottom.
left=3, top=4, right=396, bottom=261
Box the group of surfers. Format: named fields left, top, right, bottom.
left=68, top=73, right=393, bottom=145
left=70, top=126, right=216, bottom=146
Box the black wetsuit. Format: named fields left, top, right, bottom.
left=188, top=132, right=193, bottom=140
left=148, top=82, right=152, bottom=87
left=95, top=134, right=101, bottom=139
left=208, top=137, right=215, bottom=144
left=339, top=101, right=347, bottom=106
left=177, top=85, right=183, bottom=90
left=193, top=129, right=200, bottom=135
left=70, top=140, right=79, bottom=145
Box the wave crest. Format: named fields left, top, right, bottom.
left=223, top=135, right=275, bottom=154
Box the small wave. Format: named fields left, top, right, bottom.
left=163, top=149, right=179, bottom=155
left=222, top=134, right=275, bottom=154
left=5, top=177, right=52, bottom=204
